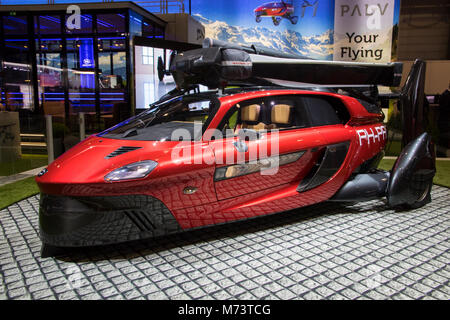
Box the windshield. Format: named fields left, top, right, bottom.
left=264, top=2, right=284, bottom=8
left=98, top=95, right=219, bottom=141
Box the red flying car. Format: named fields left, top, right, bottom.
left=254, top=1, right=298, bottom=25
left=36, top=40, right=436, bottom=257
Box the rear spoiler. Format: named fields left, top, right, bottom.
left=170, top=38, right=403, bottom=90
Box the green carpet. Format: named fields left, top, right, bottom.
left=378, top=159, right=450, bottom=188
left=0, top=154, right=48, bottom=176
left=0, top=177, right=40, bottom=210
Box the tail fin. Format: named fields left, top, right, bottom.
left=387, top=59, right=436, bottom=208
left=399, top=59, right=428, bottom=147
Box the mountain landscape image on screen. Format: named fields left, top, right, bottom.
left=193, top=14, right=334, bottom=60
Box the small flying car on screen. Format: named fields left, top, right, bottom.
left=254, top=0, right=298, bottom=25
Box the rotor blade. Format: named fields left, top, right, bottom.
left=249, top=54, right=403, bottom=86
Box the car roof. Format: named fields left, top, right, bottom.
left=191, top=86, right=334, bottom=100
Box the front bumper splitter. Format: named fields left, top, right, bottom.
left=39, top=194, right=182, bottom=255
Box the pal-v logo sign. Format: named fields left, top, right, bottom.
left=340, top=2, right=389, bottom=30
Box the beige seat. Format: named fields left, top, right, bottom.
left=240, top=104, right=268, bottom=131
left=225, top=166, right=241, bottom=178
left=271, top=104, right=292, bottom=128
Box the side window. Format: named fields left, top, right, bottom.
left=218, top=94, right=350, bottom=137
left=222, top=108, right=239, bottom=136
left=267, top=97, right=310, bottom=129
left=219, top=99, right=268, bottom=136
left=301, top=96, right=349, bottom=126
left=219, top=96, right=311, bottom=135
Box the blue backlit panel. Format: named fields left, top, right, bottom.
left=79, top=38, right=94, bottom=68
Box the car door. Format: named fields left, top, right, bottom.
left=210, top=94, right=327, bottom=201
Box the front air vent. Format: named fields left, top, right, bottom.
left=124, top=210, right=156, bottom=232
left=105, top=146, right=142, bottom=159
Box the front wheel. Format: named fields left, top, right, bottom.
left=255, top=15, right=262, bottom=23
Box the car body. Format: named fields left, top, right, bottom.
left=36, top=43, right=436, bottom=256
left=37, top=87, right=388, bottom=247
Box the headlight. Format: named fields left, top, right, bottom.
left=37, top=168, right=48, bottom=177
left=104, top=160, right=157, bottom=182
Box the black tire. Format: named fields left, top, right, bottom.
left=157, top=56, right=165, bottom=82
left=290, top=16, right=298, bottom=24
left=272, top=17, right=281, bottom=26
left=255, top=15, right=262, bottom=23
left=41, top=243, right=66, bottom=258
left=403, top=177, right=432, bottom=209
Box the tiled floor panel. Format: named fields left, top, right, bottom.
left=0, top=186, right=449, bottom=300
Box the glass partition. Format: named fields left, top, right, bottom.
left=134, top=45, right=176, bottom=109
left=2, top=15, right=28, bottom=35
left=129, top=11, right=143, bottom=37
left=98, top=37, right=128, bottom=130
left=0, top=113, right=48, bottom=179
left=97, top=13, right=126, bottom=34
left=66, top=37, right=97, bottom=133
left=2, top=39, right=34, bottom=112
left=142, top=20, right=155, bottom=37
left=36, top=38, right=65, bottom=123
left=0, top=8, right=168, bottom=181
left=36, top=15, right=61, bottom=35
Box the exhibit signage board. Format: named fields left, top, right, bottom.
left=333, top=0, right=398, bottom=62
left=191, top=0, right=400, bottom=62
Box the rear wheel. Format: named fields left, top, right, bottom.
left=386, top=132, right=435, bottom=209
left=41, top=243, right=66, bottom=258
left=403, top=174, right=433, bottom=209
left=272, top=16, right=281, bottom=26
left=157, top=56, right=165, bottom=82
left=290, top=16, right=298, bottom=24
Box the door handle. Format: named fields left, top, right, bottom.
left=233, top=140, right=248, bottom=152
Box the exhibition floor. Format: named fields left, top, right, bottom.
left=0, top=186, right=449, bottom=300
